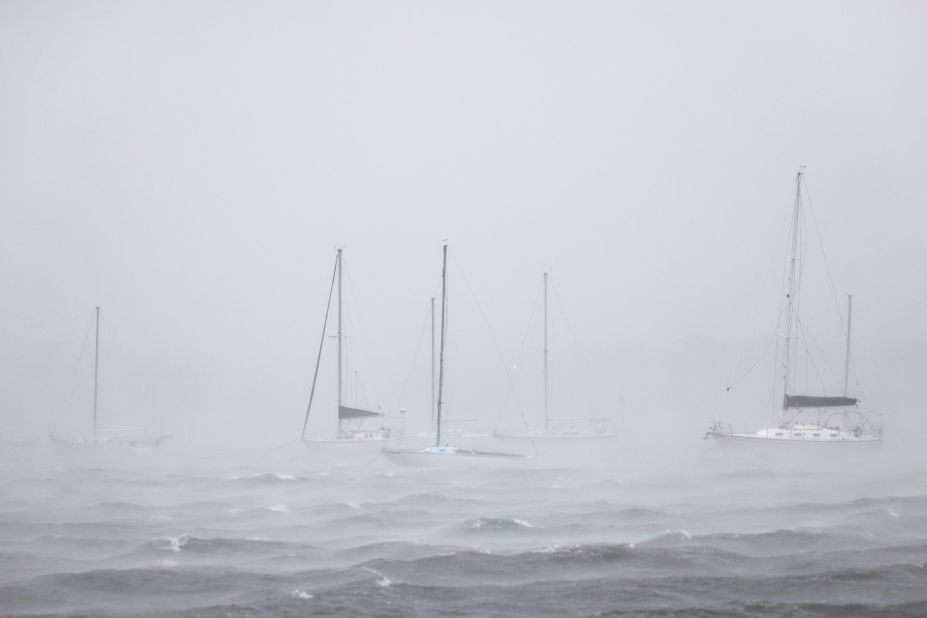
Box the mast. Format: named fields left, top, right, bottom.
left=435, top=244, right=448, bottom=447
left=543, top=272, right=549, bottom=430
left=781, top=169, right=803, bottom=419
left=337, top=248, right=343, bottom=432
left=301, top=251, right=339, bottom=439
left=93, top=306, right=100, bottom=438
left=430, top=296, right=436, bottom=433
left=844, top=293, right=853, bottom=397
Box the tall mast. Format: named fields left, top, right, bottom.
left=430, top=296, right=436, bottom=433
left=844, top=293, right=853, bottom=397
left=435, top=244, right=448, bottom=447
left=93, top=306, right=100, bottom=438
left=781, top=169, right=803, bottom=417
left=301, top=252, right=339, bottom=439
left=337, top=248, right=343, bottom=430
left=543, top=272, right=549, bottom=430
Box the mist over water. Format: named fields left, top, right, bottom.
left=1, top=440, right=926, bottom=617
left=2, top=0, right=927, bottom=616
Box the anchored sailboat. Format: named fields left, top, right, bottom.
left=707, top=170, right=883, bottom=447
left=301, top=249, right=395, bottom=448
left=384, top=244, right=532, bottom=465
left=495, top=272, right=616, bottom=442
left=51, top=307, right=169, bottom=447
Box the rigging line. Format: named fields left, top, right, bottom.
left=795, top=315, right=841, bottom=390
left=497, top=280, right=543, bottom=427
left=512, top=280, right=544, bottom=384
left=727, top=304, right=789, bottom=392
left=301, top=255, right=339, bottom=440
left=773, top=181, right=803, bottom=403
left=342, top=267, right=380, bottom=407
left=366, top=449, right=384, bottom=466
left=448, top=253, right=527, bottom=428
left=801, top=176, right=848, bottom=332
left=397, top=300, right=432, bottom=408
left=771, top=305, right=784, bottom=405
left=550, top=281, right=597, bottom=418
left=784, top=202, right=810, bottom=393
left=356, top=372, right=373, bottom=410
left=53, top=309, right=97, bottom=434
left=847, top=346, right=864, bottom=396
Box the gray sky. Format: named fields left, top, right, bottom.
left=1, top=1, right=925, bottom=446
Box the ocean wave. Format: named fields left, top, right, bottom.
left=231, top=472, right=302, bottom=483
left=30, top=533, right=130, bottom=550
left=148, top=535, right=313, bottom=557
left=638, top=528, right=693, bottom=547
left=693, top=528, right=874, bottom=557
left=391, top=491, right=491, bottom=510
left=348, top=542, right=749, bottom=586
left=4, top=551, right=926, bottom=617
left=92, top=500, right=147, bottom=511
left=332, top=540, right=462, bottom=564
left=65, top=599, right=927, bottom=618
left=459, top=517, right=536, bottom=533
left=361, top=566, right=395, bottom=587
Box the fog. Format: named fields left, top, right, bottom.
left=1, top=2, right=926, bottom=616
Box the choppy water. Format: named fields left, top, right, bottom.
left=1, top=444, right=926, bottom=617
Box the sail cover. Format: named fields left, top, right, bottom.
left=338, top=405, right=382, bottom=419
left=783, top=395, right=858, bottom=409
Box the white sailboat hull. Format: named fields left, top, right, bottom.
left=705, top=429, right=883, bottom=467
left=382, top=445, right=534, bottom=468
left=50, top=430, right=170, bottom=449
left=707, top=432, right=881, bottom=447
left=707, top=421, right=881, bottom=445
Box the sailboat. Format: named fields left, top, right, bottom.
left=51, top=307, right=169, bottom=447
left=384, top=244, right=532, bottom=465
left=707, top=170, right=883, bottom=447
left=495, top=272, right=617, bottom=442
left=301, top=248, right=396, bottom=450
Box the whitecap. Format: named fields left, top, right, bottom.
left=159, top=535, right=191, bottom=553
left=362, top=566, right=394, bottom=587
left=291, top=589, right=314, bottom=600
